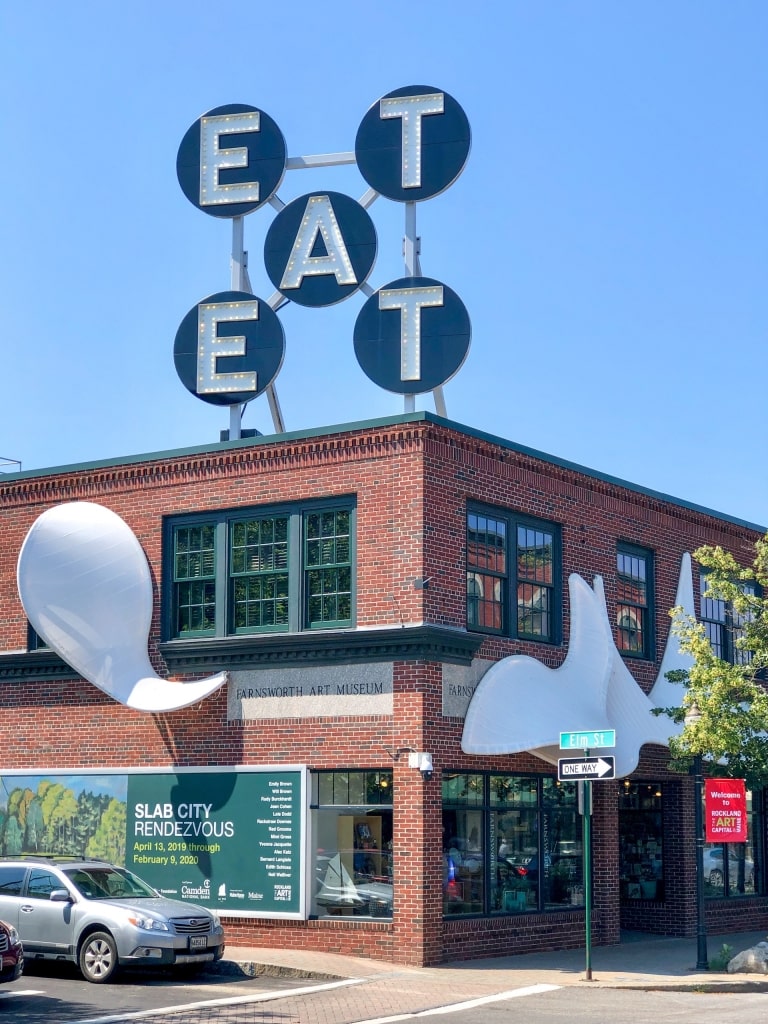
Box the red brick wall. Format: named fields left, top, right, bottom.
left=1, top=416, right=766, bottom=965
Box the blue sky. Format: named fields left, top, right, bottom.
left=2, top=3, right=766, bottom=527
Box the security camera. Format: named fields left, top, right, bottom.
left=419, top=752, right=434, bottom=781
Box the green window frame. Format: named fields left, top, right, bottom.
left=166, top=499, right=355, bottom=639
left=172, top=523, right=217, bottom=637
left=442, top=772, right=583, bottom=917
left=466, top=507, right=560, bottom=643
left=231, top=515, right=290, bottom=632
left=700, top=574, right=758, bottom=666
left=616, top=543, right=654, bottom=659
left=311, top=771, right=394, bottom=920
left=304, top=508, right=353, bottom=629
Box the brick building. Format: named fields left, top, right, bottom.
left=1, top=411, right=766, bottom=965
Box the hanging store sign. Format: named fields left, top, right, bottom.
left=174, top=86, right=471, bottom=411
left=705, top=778, right=747, bottom=841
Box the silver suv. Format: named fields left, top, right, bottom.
left=0, top=856, right=225, bottom=983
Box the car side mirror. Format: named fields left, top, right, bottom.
left=50, top=888, right=73, bottom=903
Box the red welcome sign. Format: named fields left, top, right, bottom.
left=705, top=778, right=747, bottom=841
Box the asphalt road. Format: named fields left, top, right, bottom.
left=0, top=960, right=322, bottom=1023
left=6, top=958, right=768, bottom=1024
left=400, top=986, right=768, bottom=1024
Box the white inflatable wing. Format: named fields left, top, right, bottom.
left=461, top=573, right=614, bottom=755
left=462, top=555, right=695, bottom=777
left=17, top=501, right=228, bottom=712
left=648, top=551, right=695, bottom=710
left=594, top=577, right=678, bottom=777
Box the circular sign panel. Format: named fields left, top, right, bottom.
left=355, top=85, right=471, bottom=203
left=354, top=276, right=471, bottom=394
left=264, top=191, right=378, bottom=307
left=174, top=290, right=285, bottom=406
left=176, top=104, right=287, bottom=218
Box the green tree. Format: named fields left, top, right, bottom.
left=3, top=816, right=23, bottom=856
left=658, top=534, right=768, bottom=788
left=87, top=799, right=126, bottom=864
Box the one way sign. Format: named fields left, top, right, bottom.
left=558, top=756, right=615, bottom=781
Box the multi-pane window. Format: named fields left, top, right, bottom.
left=305, top=509, right=352, bottom=627
left=231, top=516, right=289, bottom=631
left=167, top=501, right=354, bottom=639
left=466, top=508, right=559, bottom=642
left=311, top=770, right=393, bottom=920
left=442, top=772, right=583, bottom=916
left=704, top=789, right=762, bottom=899
left=173, top=524, right=216, bottom=636
left=700, top=576, right=757, bottom=665
left=616, top=544, right=654, bottom=658
left=618, top=781, right=664, bottom=901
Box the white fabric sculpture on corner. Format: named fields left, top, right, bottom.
left=461, top=554, right=695, bottom=776
left=17, top=501, right=228, bottom=712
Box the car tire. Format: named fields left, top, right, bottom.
left=79, top=931, right=119, bottom=983
left=709, top=868, right=724, bottom=887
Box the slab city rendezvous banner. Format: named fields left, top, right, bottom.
left=0, top=767, right=308, bottom=918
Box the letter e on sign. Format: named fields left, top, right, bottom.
left=176, top=103, right=287, bottom=218
left=174, top=291, right=285, bottom=405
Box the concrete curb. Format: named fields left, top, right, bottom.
left=209, top=958, right=342, bottom=981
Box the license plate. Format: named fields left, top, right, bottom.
left=189, top=936, right=208, bottom=951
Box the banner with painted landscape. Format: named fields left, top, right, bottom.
left=0, top=767, right=307, bottom=918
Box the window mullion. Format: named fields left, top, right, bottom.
left=215, top=519, right=228, bottom=637
left=288, top=511, right=302, bottom=632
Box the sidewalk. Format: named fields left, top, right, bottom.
left=212, top=929, right=768, bottom=1023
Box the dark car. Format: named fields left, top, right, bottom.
left=0, top=918, right=23, bottom=984
left=508, top=853, right=581, bottom=885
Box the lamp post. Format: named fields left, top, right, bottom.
left=684, top=704, right=708, bottom=971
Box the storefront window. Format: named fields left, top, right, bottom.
left=442, top=772, right=583, bottom=916
left=311, top=771, right=393, bottom=919
left=618, top=781, right=664, bottom=900
left=704, top=789, right=758, bottom=898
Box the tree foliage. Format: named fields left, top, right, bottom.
left=659, top=533, right=768, bottom=788
left=0, top=780, right=126, bottom=860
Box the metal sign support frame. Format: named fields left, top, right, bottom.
left=226, top=151, right=448, bottom=439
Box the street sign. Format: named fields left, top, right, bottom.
left=559, top=729, right=616, bottom=750
left=558, top=756, right=615, bottom=781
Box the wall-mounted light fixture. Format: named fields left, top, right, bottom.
left=382, top=745, right=415, bottom=761
left=408, top=751, right=434, bottom=781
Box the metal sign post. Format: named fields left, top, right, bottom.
left=582, top=764, right=593, bottom=982
left=559, top=729, right=618, bottom=982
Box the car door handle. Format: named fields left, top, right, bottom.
left=20, top=905, right=35, bottom=913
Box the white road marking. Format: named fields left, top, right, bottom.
left=350, top=984, right=562, bottom=1023
left=75, top=976, right=366, bottom=1023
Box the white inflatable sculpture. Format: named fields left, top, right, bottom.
left=461, top=554, right=695, bottom=776
left=17, top=501, right=228, bottom=712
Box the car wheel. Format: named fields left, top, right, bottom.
left=709, top=868, right=724, bottom=887
left=79, top=931, right=119, bottom=983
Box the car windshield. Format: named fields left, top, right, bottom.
left=63, top=865, right=159, bottom=900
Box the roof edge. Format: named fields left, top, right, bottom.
left=2, top=411, right=764, bottom=534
